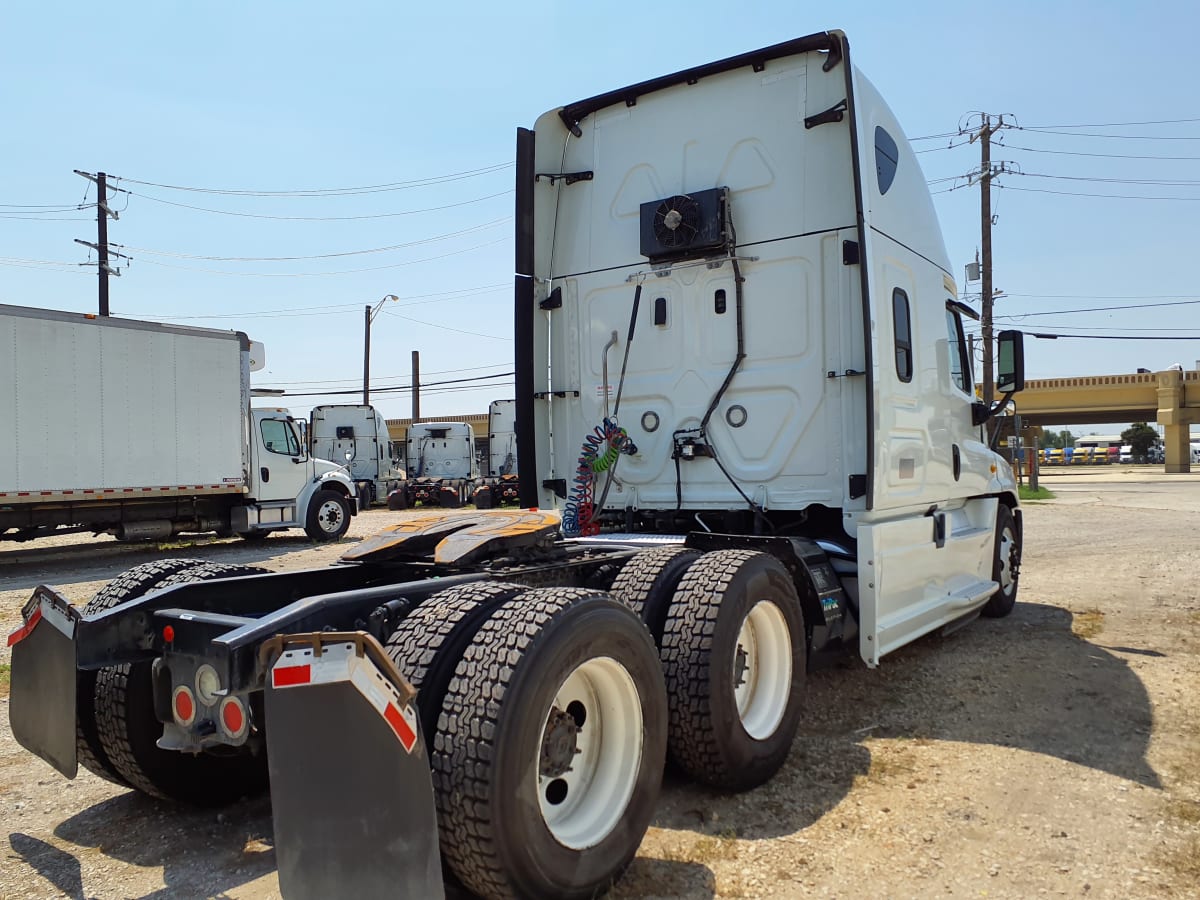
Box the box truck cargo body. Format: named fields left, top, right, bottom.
left=0, top=305, right=356, bottom=542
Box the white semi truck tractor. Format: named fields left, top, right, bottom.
left=8, top=31, right=1025, bottom=900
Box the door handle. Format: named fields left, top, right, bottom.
left=261, top=467, right=270, bottom=483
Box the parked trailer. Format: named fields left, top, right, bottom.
left=472, top=399, right=520, bottom=508
left=309, top=404, right=404, bottom=509
left=9, top=31, right=1027, bottom=900
left=389, top=421, right=478, bottom=509
left=0, top=305, right=356, bottom=543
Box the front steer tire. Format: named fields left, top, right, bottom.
left=304, top=488, right=351, bottom=541
left=93, top=562, right=270, bottom=805
left=434, top=587, right=667, bottom=900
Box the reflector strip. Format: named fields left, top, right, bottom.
left=6, top=606, right=43, bottom=647
left=273, top=664, right=312, bottom=687
left=383, top=702, right=418, bottom=753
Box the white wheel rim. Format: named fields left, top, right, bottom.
left=536, top=656, right=643, bottom=850
left=317, top=499, right=343, bottom=533
left=733, top=600, right=792, bottom=740
left=999, top=526, right=1017, bottom=593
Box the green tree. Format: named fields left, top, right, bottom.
left=1121, top=422, right=1158, bottom=461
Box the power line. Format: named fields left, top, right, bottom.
left=994, top=298, right=1200, bottom=318
left=380, top=308, right=511, bottom=341
left=265, top=362, right=512, bottom=387
left=1020, top=117, right=1200, bottom=129
left=122, top=188, right=513, bottom=221
left=132, top=236, right=509, bottom=277
left=114, top=162, right=514, bottom=196
left=998, top=185, right=1200, bottom=201
left=116, top=217, right=510, bottom=262
left=125, top=282, right=510, bottom=321
left=1016, top=126, right=1200, bottom=140
left=1028, top=332, right=1200, bottom=340
left=1002, top=144, right=1200, bottom=162
left=260, top=371, right=514, bottom=398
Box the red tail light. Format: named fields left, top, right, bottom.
left=173, top=686, right=197, bottom=727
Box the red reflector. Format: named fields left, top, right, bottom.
left=7, top=606, right=44, bottom=647
left=272, top=664, right=311, bottom=687
left=383, top=702, right=417, bottom=753
left=175, top=689, right=195, bottom=724
left=222, top=699, right=245, bottom=735
left=162, top=625, right=175, bottom=644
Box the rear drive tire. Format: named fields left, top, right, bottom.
left=305, top=488, right=351, bottom=541
left=94, top=562, right=270, bottom=804
left=981, top=504, right=1020, bottom=618
left=385, top=581, right=527, bottom=756
left=434, top=587, right=667, bottom=900
left=77, top=558, right=211, bottom=786
left=357, top=483, right=372, bottom=511
left=609, top=545, right=703, bottom=645
left=661, top=549, right=806, bottom=790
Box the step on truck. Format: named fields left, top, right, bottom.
left=9, top=31, right=1027, bottom=900
left=471, top=398, right=520, bottom=508
left=389, top=420, right=478, bottom=509
left=308, top=403, right=404, bottom=510
left=0, top=306, right=357, bottom=544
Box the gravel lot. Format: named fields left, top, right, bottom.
left=2, top=474, right=1198, bottom=899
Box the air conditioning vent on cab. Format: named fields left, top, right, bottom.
left=639, top=187, right=727, bottom=263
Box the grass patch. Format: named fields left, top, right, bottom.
left=1018, top=485, right=1056, bottom=501
left=1072, top=608, right=1106, bottom=639
left=0, top=663, right=9, bottom=699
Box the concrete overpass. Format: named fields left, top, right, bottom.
left=1015, top=368, right=1200, bottom=473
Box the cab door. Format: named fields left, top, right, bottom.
left=252, top=412, right=310, bottom=503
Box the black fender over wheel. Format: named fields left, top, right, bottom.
left=305, top=488, right=351, bottom=541
left=387, top=487, right=409, bottom=510
left=609, top=545, right=703, bottom=645
left=93, top=562, right=270, bottom=804
left=77, top=558, right=211, bottom=785
left=982, top=503, right=1021, bottom=618
left=661, top=549, right=806, bottom=791
left=434, top=587, right=667, bottom=900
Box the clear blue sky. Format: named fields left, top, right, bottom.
left=3, top=1, right=1198, bottom=435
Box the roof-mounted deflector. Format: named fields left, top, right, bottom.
left=557, top=32, right=843, bottom=137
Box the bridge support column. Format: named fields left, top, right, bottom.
left=1157, top=368, right=1194, bottom=474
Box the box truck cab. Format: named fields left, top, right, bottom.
left=246, top=407, right=356, bottom=539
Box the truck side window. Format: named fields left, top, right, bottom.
left=893, top=288, right=913, bottom=383
left=261, top=419, right=299, bottom=456
left=875, top=126, right=900, bottom=195
left=944, top=307, right=971, bottom=393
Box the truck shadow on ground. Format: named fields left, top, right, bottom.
left=44, top=792, right=276, bottom=900
left=651, top=601, right=1160, bottom=841
left=45, top=787, right=713, bottom=899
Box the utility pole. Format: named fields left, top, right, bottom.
left=363, top=294, right=399, bottom=406
left=74, top=170, right=127, bottom=316
left=966, top=115, right=1011, bottom=405
left=411, top=350, right=421, bottom=421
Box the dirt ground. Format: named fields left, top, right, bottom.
left=2, top=473, right=1198, bottom=900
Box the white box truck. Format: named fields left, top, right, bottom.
left=309, top=404, right=404, bottom=509
left=8, top=32, right=1029, bottom=900
left=0, top=305, right=356, bottom=543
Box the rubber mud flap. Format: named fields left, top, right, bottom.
left=7, top=587, right=81, bottom=778
left=264, top=635, right=444, bottom=900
